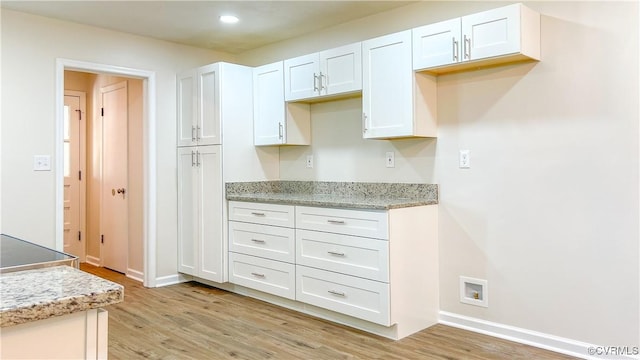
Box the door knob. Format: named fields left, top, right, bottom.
left=117, top=188, right=126, bottom=195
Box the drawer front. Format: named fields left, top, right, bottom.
left=296, top=229, right=389, bottom=282
left=229, top=221, right=295, bottom=263
left=296, top=265, right=390, bottom=326
left=229, top=253, right=295, bottom=300
left=229, top=201, right=295, bottom=228
left=295, top=206, right=388, bottom=239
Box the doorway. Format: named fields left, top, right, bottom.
left=55, top=59, right=157, bottom=287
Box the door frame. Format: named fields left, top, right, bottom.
left=55, top=58, right=157, bottom=287
left=63, top=90, right=87, bottom=261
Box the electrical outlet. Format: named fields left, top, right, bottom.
left=385, top=152, right=395, bottom=168
left=459, top=150, right=470, bottom=169
left=306, top=155, right=314, bottom=169
left=33, top=155, right=51, bottom=171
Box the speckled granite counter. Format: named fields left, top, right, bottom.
left=226, top=181, right=438, bottom=210
left=0, top=265, right=124, bottom=327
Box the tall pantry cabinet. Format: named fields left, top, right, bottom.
left=176, top=63, right=258, bottom=283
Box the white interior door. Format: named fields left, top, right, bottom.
left=63, top=91, right=86, bottom=259
left=101, top=81, right=129, bottom=273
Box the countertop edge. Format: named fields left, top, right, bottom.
left=0, top=266, right=124, bottom=328
left=226, top=194, right=438, bottom=210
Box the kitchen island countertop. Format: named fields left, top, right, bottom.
left=0, top=265, right=123, bottom=327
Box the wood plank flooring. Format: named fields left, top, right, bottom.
left=81, top=264, right=580, bottom=360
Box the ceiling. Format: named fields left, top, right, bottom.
left=1, top=1, right=415, bottom=54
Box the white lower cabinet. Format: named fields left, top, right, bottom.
left=227, top=200, right=438, bottom=340
left=229, top=252, right=296, bottom=300
left=296, top=265, right=390, bottom=325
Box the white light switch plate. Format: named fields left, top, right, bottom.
left=34, top=155, right=52, bottom=171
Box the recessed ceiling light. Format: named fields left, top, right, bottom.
left=219, top=15, right=239, bottom=24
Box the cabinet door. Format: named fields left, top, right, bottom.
left=177, top=147, right=197, bottom=275
left=413, top=18, right=461, bottom=70
left=320, top=42, right=362, bottom=96
left=253, top=62, right=285, bottom=146
left=198, top=145, right=224, bottom=282
left=284, top=53, right=319, bottom=101
left=176, top=70, right=196, bottom=147
left=462, top=3, right=521, bottom=61
left=362, top=31, right=414, bottom=139
left=197, top=64, right=221, bottom=146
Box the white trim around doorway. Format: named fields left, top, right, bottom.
left=55, top=58, right=157, bottom=287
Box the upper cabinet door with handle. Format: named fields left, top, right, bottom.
left=284, top=53, right=320, bottom=101
left=196, top=64, right=221, bottom=146
left=461, top=3, right=522, bottom=61
left=176, top=64, right=221, bottom=146
left=284, top=42, right=362, bottom=102
left=177, top=70, right=197, bottom=147
left=254, top=61, right=286, bottom=145
left=319, top=42, right=362, bottom=97
left=413, top=18, right=461, bottom=70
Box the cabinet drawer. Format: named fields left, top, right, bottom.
left=296, top=229, right=389, bottom=282
left=229, top=221, right=295, bottom=263
left=295, top=206, right=388, bottom=239
left=229, top=253, right=295, bottom=300
left=229, top=201, right=295, bottom=228
left=296, top=265, right=390, bottom=325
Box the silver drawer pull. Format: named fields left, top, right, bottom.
left=327, top=219, right=345, bottom=225
left=251, top=212, right=266, bottom=216
left=327, top=251, right=345, bottom=257
left=251, top=272, right=265, bottom=278
left=251, top=239, right=266, bottom=244
left=328, top=290, right=345, bottom=297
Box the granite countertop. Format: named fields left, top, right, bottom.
left=226, top=181, right=438, bottom=210
left=0, top=265, right=124, bottom=327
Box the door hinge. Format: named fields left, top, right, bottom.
left=78, top=231, right=81, bottom=241
left=101, top=108, right=104, bottom=116
left=101, top=234, right=104, bottom=244
left=78, top=170, right=82, bottom=181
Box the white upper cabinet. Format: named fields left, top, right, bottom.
left=253, top=61, right=310, bottom=146
left=284, top=42, right=362, bottom=102
left=413, top=3, right=540, bottom=73
left=177, top=64, right=221, bottom=146
left=363, top=31, right=437, bottom=139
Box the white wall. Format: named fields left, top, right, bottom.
left=0, top=9, right=232, bottom=277
left=238, top=0, right=639, bottom=349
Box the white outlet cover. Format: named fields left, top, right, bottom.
left=306, top=155, right=313, bottom=169
left=459, top=150, right=470, bottom=169
left=385, top=151, right=395, bottom=168
left=33, top=155, right=52, bottom=171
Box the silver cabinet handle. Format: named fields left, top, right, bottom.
left=251, top=212, right=266, bottom=216
left=251, top=239, right=266, bottom=244
left=362, top=112, right=368, bottom=133
left=327, top=219, right=345, bottom=225
left=319, top=72, right=325, bottom=92
left=313, top=73, right=319, bottom=92
left=191, top=126, right=196, bottom=141
left=278, top=122, right=283, bottom=140
left=464, top=35, right=470, bottom=60
left=328, top=290, right=345, bottom=297
left=196, top=125, right=201, bottom=141
left=191, top=151, right=196, bottom=166
left=196, top=151, right=200, bottom=167
left=251, top=272, right=265, bottom=278
left=327, top=251, right=345, bottom=257
left=453, top=37, right=459, bottom=62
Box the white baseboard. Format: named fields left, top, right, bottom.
left=85, top=255, right=100, bottom=267
left=154, top=273, right=192, bottom=287
left=126, top=268, right=144, bottom=283
left=439, top=311, right=639, bottom=360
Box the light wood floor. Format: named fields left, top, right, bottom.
left=81, top=264, right=580, bottom=360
